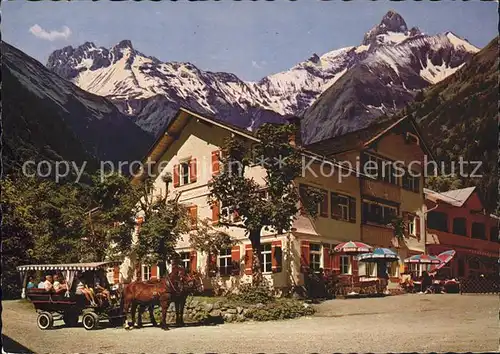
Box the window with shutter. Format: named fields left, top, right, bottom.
left=218, top=248, right=232, bottom=276
left=309, top=243, right=321, bottom=272
left=142, top=265, right=152, bottom=281
left=331, top=192, right=354, bottom=222
left=179, top=252, right=191, bottom=271
left=340, top=256, right=351, bottom=275
left=260, top=243, right=273, bottom=273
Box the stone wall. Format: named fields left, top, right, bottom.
left=154, top=297, right=314, bottom=324
left=164, top=299, right=257, bottom=323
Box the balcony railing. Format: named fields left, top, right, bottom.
left=361, top=179, right=401, bottom=202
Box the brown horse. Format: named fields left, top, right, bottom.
left=122, top=268, right=202, bottom=330
left=136, top=271, right=202, bottom=327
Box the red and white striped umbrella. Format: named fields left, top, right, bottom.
left=334, top=241, right=373, bottom=254
left=431, top=250, right=456, bottom=271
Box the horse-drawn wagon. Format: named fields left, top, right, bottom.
left=17, top=261, right=125, bottom=330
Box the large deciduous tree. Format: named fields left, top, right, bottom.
left=132, top=175, right=189, bottom=276
left=209, top=123, right=324, bottom=283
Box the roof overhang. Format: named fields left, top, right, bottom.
left=131, top=107, right=362, bottom=184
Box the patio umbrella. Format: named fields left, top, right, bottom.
left=430, top=250, right=456, bottom=271
left=334, top=241, right=373, bottom=254
left=358, top=248, right=400, bottom=295
left=357, top=248, right=400, bottom=262
left=404, top=254, right=441, bottom=276
left=333, top=241, right=373, bottom=295
left=404, top=254, right=441, bottom=264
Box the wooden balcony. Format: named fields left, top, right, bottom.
left=361, top=179, right=401, bottom=203
left=362, top=223, right=395, bottom=248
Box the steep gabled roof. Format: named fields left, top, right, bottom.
left=305, top=115, right=435, bottom=160
left=439, top=187, right=476, bottom=207
left=424, top=187, right=476, bottom=207
left=132, top=107, right=360, bottom=183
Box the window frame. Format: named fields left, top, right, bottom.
left=408, top=215, right=416, bottom=237
left=331, top=192, right=356, bottom=223
left=218, top=248, right=232, bottom=276
left=309, top=243, right=322, bottom=273
left=387, top=261, right=399, bottom=277
left=179, top=161, right=190, bottom=186
left=362, top=199, right=398, bottom=225
left=179, top=251, right=191, bottom=271
left=340, top=255, right=351, bottom=275
left=402, top=170, right=420, bottom=193
left=337, top=195, right=349, bottom=221
left=452, top=217, right=467, bottom=237
left=471, top=222, right=486, bottom=240
left=142, top=265, right=152, bottom=281
left=364, top=153, right=399, bottom=186
left=427, top=211, right=449, bottom=232
left=260, top=243, right=273, bottom=273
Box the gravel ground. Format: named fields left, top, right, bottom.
left=2, top=294, right=498, bottom=353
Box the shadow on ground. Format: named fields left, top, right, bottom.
left=2, top=335, right=34, bottom=354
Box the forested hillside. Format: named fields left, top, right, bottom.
left=394, top=37, right=498, bottom=211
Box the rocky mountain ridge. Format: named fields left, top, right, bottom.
left=46, top=11, right=479, bottom=142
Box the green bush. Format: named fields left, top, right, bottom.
left=245, top=299, right=315, bottom=321
left=228, top=283, right=275, bottom=304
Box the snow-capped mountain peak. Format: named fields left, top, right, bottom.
left=46, top=12, right=482, bottom=141
left=363, top=10, right=410, bottom=44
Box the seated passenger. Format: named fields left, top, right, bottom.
left=53, top=274, right=68, bottom=292
left=27, top=276, right=36, bottom=289
left=75, top=276, right=97, bottom=307
left=38, top=278, right=46, bottom=289
left=94, top=274, right=111, bottom=305
left=43, top=275, right=54, bottom=292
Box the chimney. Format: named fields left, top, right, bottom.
left=286, top=115, right=302, bottom=147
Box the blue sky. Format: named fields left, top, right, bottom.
left=3, top=0, right=497, bottom=81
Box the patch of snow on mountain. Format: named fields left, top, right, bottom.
left=446, top=32, right=480, bottom=53
left=420, top=58, right=465, bottom=84
left=376, top=31, right=409, bottom=45
left=75, top=58, right=94, bottom=70
left=355, top=44, right=370, bottom=53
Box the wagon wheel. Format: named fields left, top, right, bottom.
left=37, top=312, right=54, bottom=330
left=82, top=312, right=100, bottom=330
left=63, top=311, right=80, bottom=327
